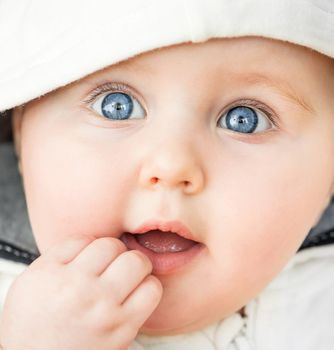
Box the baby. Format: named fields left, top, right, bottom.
left=0, top=1, right=334, bottom=350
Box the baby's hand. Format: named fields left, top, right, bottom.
left=0, top=235, right=162, bottom=350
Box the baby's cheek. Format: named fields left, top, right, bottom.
left=206, top=157, right=329, bottom=298
left=23, top=147, right=133, bottom=253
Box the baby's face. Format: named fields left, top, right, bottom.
left=14, top=37, right=334, bottom=335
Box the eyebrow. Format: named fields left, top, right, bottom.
left=90, top=62, right=315, bottom=114
left=237, top=73, right=314, bottom=114
left=114, top=59, right=151, bottom=75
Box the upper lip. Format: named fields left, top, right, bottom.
left=128, top=220, right=197, bottom=242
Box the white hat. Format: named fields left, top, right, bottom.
left=0, top=0, right=333, bottom=112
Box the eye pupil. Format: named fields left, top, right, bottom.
left=101, top=92, right=133, bottom=120
left=225, top=106, right=258, bottom=133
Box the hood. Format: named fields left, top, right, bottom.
left=0, top=0, right=334, bottom=111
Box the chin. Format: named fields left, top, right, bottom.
left=139, top=310, right=213, bottom=336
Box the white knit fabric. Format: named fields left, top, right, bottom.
left=0, top=0, right=333, bottom=111
left=1, top=244, right=334, bottom=350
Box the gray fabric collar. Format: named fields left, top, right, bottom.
left=0, top=143, right=38, bottom=255
left=0, top=142, right=333, bottom=257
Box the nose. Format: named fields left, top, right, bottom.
left=138, top=141, right=205, bottom=195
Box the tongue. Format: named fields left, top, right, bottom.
left=135, top=230, right=196, bottom=253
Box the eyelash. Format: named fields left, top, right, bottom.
left=84, top=82, right=141, bottom=105
left=83, top=82, right=280, bottom=130
left=220, top=99, right=279, bottom=129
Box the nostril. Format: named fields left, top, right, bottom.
left=150, top=177, right=159, bottom=184
left=150, top=177, right=191, bottom=187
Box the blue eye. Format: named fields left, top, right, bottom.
left=91, top=92, right=145, bottom=120
left=218, top=106, right=272, bottom=134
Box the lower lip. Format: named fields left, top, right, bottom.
left=120, top=233, right=205, bottom=275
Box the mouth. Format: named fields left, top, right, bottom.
left=119, top=221, right=205, bottom=275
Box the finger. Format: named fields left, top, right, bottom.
left=42, top=235, right=96, bottom=264
left=100, top=250, right=153, bottom=304
left=70, top=237, right=127, bottom=276
left=122, top=275, right=163, bottom=328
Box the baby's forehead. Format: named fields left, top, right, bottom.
left=84, top=37, right=330, bottom=80
left=66, top=37, right=334, bottom=124
left=77, top=38, right=332, bottom=107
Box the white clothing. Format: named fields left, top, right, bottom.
left=0, top=0, right=334, bottom=111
